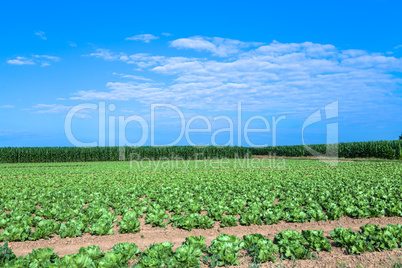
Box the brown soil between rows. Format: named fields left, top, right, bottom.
left=232, top=248, right=402, bottom=268
left=8, top=216, right=402, bottom=267
left=213, top=248, right=402, bottom=268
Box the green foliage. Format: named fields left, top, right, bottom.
left=59, top=219, right=86, bottom=238
left=326, top=205, right=345, bottom=220
left=24, top=248, right=60, bottom=266
left=29, top=220, right=60, bottom=240
left=0, top=224, right=31, bottom=242
left=330, top=227, right=375, bottom=254
left=170, top=214, right=215, bottom=231
left=0, top=146, right=250, bottom=163
left=1, top=223, right=402, bottom=267
left=168, top=245, right=203, bottom=267
left=274, top=230, right=311, bottom=260
left=0, top=243, right=16, bottom=265
left=2, top=141, right=402, bottom=163
left=78, top=245, right=105, bottom=261
left=98, top=251, right=127, bottom=267
left=262, top=210, right=282, bottom=225
left=59, top=253, right=96, bottom=267
left=182, top=236, right=207, bottom=252
left=58, top=243, right=139, bottom=267
left=197, top=215, right=215, bottom=229
left=240, top=210, right=263, bottom=226
left=207, top=205, right=227, bottom=221
left=89, top=216, right=114, bottom=236
left=0, top=157, right=402, bottom=266
left=381, top=224, right=402, bottom=246
left=301, top=230, right=332, bottom=251
left=361, top=224, right=399, bottom=251
left=251, top=140, right=402, bottom=159
left=135, top=241, right=174, bottom=267
left=112, top=243, right=140, bottom=264
left=220, top=215, right=238, bottom=227
left=145, top=209, right=169, bottom=227
left=243, top=234, right=279, bottom=263
left=1, top=160, right=401, bottom=245
left=208, top=234, right=245, bottom=266
left=119, top=211, right=141, bottom=234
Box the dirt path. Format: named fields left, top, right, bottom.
left=218, top=248, right=402, bottom=268
left=8, top=216, right=402, bottom=267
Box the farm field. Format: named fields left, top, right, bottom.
left=0, top=158, right=401, bottom=267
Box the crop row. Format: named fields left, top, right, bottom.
left=1, top=161, right=401, bottom=242
left=1, top=140, right=402, bottom=163
left=250, top=140, right=402, bottom=159
left=2, top=223, right=402, bottom=267
left=0, top=146, right=250, bottom=163
left=2, top=202, right=402, bottom=243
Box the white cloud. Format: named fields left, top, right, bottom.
left=77, top=38, right=402, bottom=123
left=162, top=32, right=172, bottom=36
left=35, top=31, right=47, bottom=40
left=341, top=55, right=402, bottom=70
left=34, top=55, right=61, bottom=61
left=112, top=72, right=152, bottom=81
left=125, top=34, right=159, bottom=43
left=7, top=55, right=60, bottom=66
left=89, top=49, right=127, bottom=61
left=0, top=105, right=14, bottom=109
left=394, top=44, right=402, bottom=49
left=7, top=57, right=35, bottom=65
left=71, top=81, right=164, bottom=102
left=32, top=104, right=91, bottom=119
left=170, top=36, right=263, bottom=57
left=88, top=50, right=171, bottom=69
left=68, top=42, right=77, bottom=47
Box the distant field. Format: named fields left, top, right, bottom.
left=1, top=140, right=401, bottom=163
left=0, top=159, right=401, bottom=267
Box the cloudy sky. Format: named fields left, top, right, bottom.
left=1, top=0, right=401, bottom=147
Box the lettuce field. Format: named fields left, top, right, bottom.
left=0, top=158, right=401, bottom=267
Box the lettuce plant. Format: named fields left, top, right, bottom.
left=220, top=215, right=238, bottom=227
left=208, top=234, right=244, bottom=266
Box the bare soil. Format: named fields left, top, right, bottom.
left=8, top=216, right=402, bottom=267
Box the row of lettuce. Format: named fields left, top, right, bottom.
left=2, top=224, right=402, bottom=267
left=1, top=140, right=401, bottom=163
left=1, top=162, right=401, bottom=242
left=2, top=199, right=402, bottom=243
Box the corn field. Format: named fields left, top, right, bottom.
left=0, top=140, right=401, bottom=163
left=250, top=140, right=402, bottom=159
left=0, top=146, right=251, bottom=163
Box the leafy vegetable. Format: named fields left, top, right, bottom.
left=220, top=215, right=238, bottom=227
left=330, top=227, right=374, bottom=254
left=135, top=241, right=174, bottom=268
left=243, top=234, right=279, bottom=263
left=208, top=234, right=244, bottom=266
left=0, top=243, right=16, bottom=265
left=274, top=230, right=311, bottom=260
left=301, top=230, right=332, bottom=251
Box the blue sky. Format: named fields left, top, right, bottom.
left=1, top=0, right=401, bottom=147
